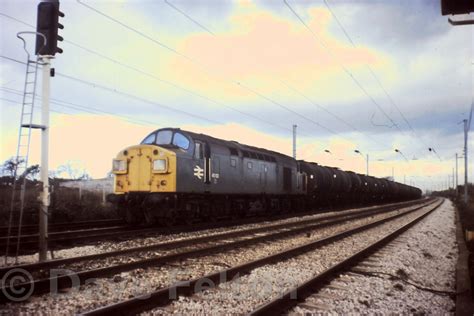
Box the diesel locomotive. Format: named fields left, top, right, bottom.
left=107, top=127, right=422, bottom=225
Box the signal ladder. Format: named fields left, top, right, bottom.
left=4, top=33, right=45, bottom=265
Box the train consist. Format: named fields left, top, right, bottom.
left=108, top=128, right=422, bottom=224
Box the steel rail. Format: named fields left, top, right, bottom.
left=248, top=199, right=444, bottom=315
left=0, top=199, right=435, bottom=303
left=0, top=198, right=432, bottom=280
left=2, top=199, right=426, bottom=254
left=78, top=198, right=441, bottom=315
left=0, top=198, right=428, bottom=277
left=0, top=226, right=144, bottom=252
left=0, top=219, right=124, bottom=235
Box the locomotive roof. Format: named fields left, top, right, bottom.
left=156, top=127, right=294, bottom=162
left=150, top=128, right=420, bottom=192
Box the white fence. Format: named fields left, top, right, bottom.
left=60, top=178, right=114, bottom=193
left=60, top=178, right=114, bottom=204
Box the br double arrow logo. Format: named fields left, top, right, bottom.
left=193, top=165, right=204, bottom=180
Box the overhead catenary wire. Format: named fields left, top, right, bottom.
left=236, top=81, right=345, bottom=139
left=162, top=0, right=405, bottom=156
left=75, top=0, right=341, bottom=139
left=0, top=12, right=293, bottom=134
left=277, top=80, right=388, bottom=148
left=0, top=55, right=221, bottom=125
left=2, top=6, right=436, bottom=162
left=0, top=96, right=71, bottom=116
left=0, top=86, right=159, bottom=126
left=3, top=7, right=377, bottom=145
left=161, top=0, right=377, bottom=147
left=0, top=6, right=456, bottom=189
left=163, top=0, right=215, bottom=35
left=282, top=0, right=401, bottom=132
left=322, top=0, right=441, bottom=158
left=76, top=0, right=192, bottom=61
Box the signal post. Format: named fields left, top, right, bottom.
left=35, top=0, right=64, bottom=261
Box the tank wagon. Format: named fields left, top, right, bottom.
left=107, top=128, right=422, bottom=224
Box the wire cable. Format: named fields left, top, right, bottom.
left=283, top=0, right=401, bottom=131
left=156, top=2, right=393, bottom=151
left=151, top=1, right=373, bottom=143
left=279, top=80, right=388, bottom=148
left=75, top=0, right=340, bottom=138
left=163, top=0, right=215, bottom=35
left=0, top=96, right=71, bottom=115
left=322, top=0, right=440, bottom=158
left=0, top=12, right=293, bottom=133
left=0, top=55, right=221, bottom=125
left=1, top=86, right=159, bottom=126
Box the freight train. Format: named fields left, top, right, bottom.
left=107, top=128, right=422, bottom=225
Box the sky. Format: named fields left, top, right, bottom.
left=0, top=0, right=473, bottom=192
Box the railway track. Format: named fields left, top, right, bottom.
left=248, top=199, right=444, bottom=315
left=0, top=225, right=145, bottom=253
left=0, top=198, right=437, bottom=313
left=76, top=198, right=442, bottom=315
left=0, top=198, right=433, bottom=280
left=0, top=219, right=124, bottom=236
left=1, top=199, right=426, bottom=254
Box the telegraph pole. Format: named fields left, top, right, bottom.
left=456, top=153, right=459, bottom=195
left=366, top=154, right=369, bottom=176
left=292, top=124, right=297, bottom=159
left=464, top=119, right=469, bottom=203
left=452, top=168, right=455, bottom=190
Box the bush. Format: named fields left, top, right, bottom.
left=0, top=181, right=118, bottom=225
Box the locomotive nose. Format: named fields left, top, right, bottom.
left=112, top=145, right=176, bottom=193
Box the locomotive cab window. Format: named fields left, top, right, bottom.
left=172, top=132, right=190, bottom=150
left=194, top=142, right=203, bottom=159
left=247, top=162, right=252, bottom=169
left=155, top=130, right=173, bottom=145
left=141, top=132, right=156, bottom=144
left=230, top=158, right=237, bottom=167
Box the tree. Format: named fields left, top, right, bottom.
left=56, top=161, right=90, bottom=180
left=1, top=158, right=40, bottom=184
left=1, top=157, right=22, bottom=177
left=22, top=164, right=40, bottom=180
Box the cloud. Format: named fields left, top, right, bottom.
left=0, top=0, right=471, bottom=192
left=1, top=112, right=152, bottom=178
left=164, top=3, right=390, bottom=103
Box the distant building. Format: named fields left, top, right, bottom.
left=60, top=178, right=113, bottom=194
